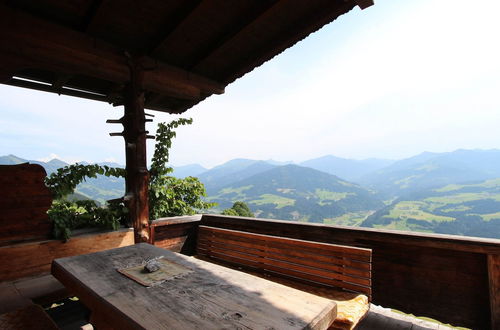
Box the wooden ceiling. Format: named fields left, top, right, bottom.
left=0, top=0, right=373, bottom=113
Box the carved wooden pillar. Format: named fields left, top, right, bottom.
left=123, top=59, right=149, bottom=243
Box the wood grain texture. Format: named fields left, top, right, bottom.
left=0, top=304, right=58, bottom=330
left=0, top=164, right=52, bottom=245
left=488, top=254, right=500, bottom=330
left=200, top=215, right=499, bottom=329
left=52, top=243, right=337, bottom=330
left=197, top=226, right=372, bottom=298
left=0, top=228, right=134, bottom=282
left=151, top=218, right=199, bottom=255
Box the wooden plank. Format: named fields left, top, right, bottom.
left=199, top=233, right=371, bottom=271
left=150, top=214, right=202, bottom=227
left=0, top=195, right=52, bottom=209
left=52, top=243, right=337, bottom=330
left=198, top=243, right=371, bottom=295
left=199, top=225, right=371, bottom=260
left=200, top=229, right=371, bottom=268
left=202, top=228, right=371, bottom=264
left=0, top=164, right=52, bottom=244
left=198, top=242, right=371, bottom=288
left=197, top=226, right=372, bottom=295
left=488, top=254, right=500, bottom=330
left=198, top=237, right=371, bottom=278
left=151, top=217, right=200, bottom=255
left=0, top=228, right=134, bottom=282
left=154, top=223, right=194, bottom=239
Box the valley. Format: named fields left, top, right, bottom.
left=2, top=148, right=500, bottom=239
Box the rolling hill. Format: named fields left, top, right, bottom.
left=198, top=159, right=277, bottom=194
left=362, top=178, right=500, bottom=238
left=207, top=164, right=384, bottom=225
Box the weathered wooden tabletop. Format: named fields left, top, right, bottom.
left=51, top=243, right=337, bottom=330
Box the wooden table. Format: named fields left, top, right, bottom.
left=52, top=243, right=337, bottom=330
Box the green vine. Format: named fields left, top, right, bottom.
left=45, top=118, right=215, bottom=240
left=45, top=164, right=127, bottom=240
left=149, top=118, right=216, bottom=220
left=45, top=164, right=125, bottom=200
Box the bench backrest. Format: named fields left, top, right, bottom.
left=0, top=164, right=53, bottom=246
left=197, top=225, right=372, bottom=299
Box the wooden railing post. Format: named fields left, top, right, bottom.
left=123, top=57, right=149, bottom=243
left=488, top=254, right=500, bottom=330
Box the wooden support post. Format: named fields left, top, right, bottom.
left=123, top=59, right=150, bottom=243
left=488, top=254, right=500, bottom=330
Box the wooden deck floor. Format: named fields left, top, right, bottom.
left=357, top=305, right=458, bottom=330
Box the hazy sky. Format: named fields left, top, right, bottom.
left=1, top=0, right=499, bottom=168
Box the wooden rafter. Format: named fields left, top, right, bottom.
left=83, top=0, right=111, bottom=34
left=0, top=4, right=224, bottom=103
left=6, top=78, right=108, bottom=103
left=187, top=1, right=280, bottom=71
left=148, top=0, right=202, bottom=56
left=79, top=0, right=104, bottom=32
left=355, top=0, right=374, bottom=10
left=51, top=73, right=72, bottom=94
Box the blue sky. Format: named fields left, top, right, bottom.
left=1, top=0, right=499, bottom=168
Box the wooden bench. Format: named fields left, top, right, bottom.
left=196, top=225, right=372, bottom=330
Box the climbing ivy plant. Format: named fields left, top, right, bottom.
left=149, top=118, right=216, bottom=220
left=45, top=118, right=215, bottom=240
left=45, top=164, right=128, bottom=240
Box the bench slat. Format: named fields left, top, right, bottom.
left=197, top=226, right=372, bottom=297
left=201, top=229, right=372, bottom=267
left=198, top=241, right=371, bottom=287
left=198, top=237, right=371, bottom=278
left=198, top=245, right=371, bottom=295
left=199, top=226, right=371, bottom=261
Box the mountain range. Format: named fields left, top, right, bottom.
left=358, top=149, right=500, bottom=199
left=2, top=149, right=500, bottom=238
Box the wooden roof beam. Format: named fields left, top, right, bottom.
left=0, top=4, right=224, bottom=105
left=79, top=0, right=104, bottom=32
left=51, top=73, right=72, bottom=94
left=188, top=1, right=279, bottom=71
left=6, top=78, right=108, bottom=103
left=148, top=0, right=202, bottom=56
left=354, top=0, right=374, bottom=10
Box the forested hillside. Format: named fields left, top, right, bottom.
left=207, top=164, right=383, bottom=225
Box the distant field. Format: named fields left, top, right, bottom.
left=363, top=178, right=500, bottom=238
left=324, top=211, right=372, bottom=227
left=385, top=201, right=454, bottom=222
left=250, top=194, right=295, bottom=209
